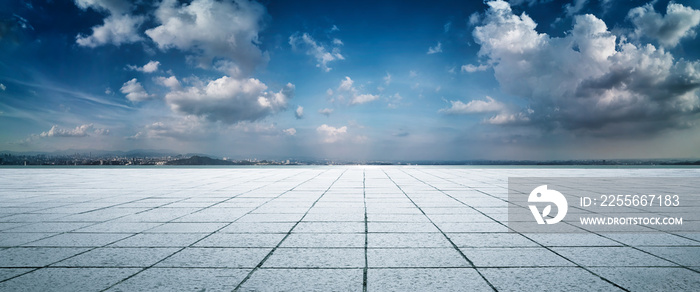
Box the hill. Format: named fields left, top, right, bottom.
left=165, top=156, right=239, bottom=165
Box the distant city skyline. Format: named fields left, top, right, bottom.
left=2, top=0, right=700, bottom=160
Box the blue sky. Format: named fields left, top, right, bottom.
left=1, top=0, right=700, bottom=160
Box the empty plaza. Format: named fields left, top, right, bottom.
left=0, top=167, right=699, bottom=291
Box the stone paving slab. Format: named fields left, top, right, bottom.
left=155, top=248, right=271, bottom=268
left=0, top=167, right=699, bottom=291
left=23, top=233, right=132, bottom=247
left=107, top=268, right=250, bottom=292
left=0, top=268, right=140, bottom=291
left=480, top=267, right=624, bottom=291
left=54, top=247, right=180, bottom=267
left=107, top=233, right=207, bottom=247
left=367, top=268, right=493, bottom=291
left=0, top=247, right=89, bottom=267
left=238, top=268, right=363, bottom=292
left=263, top=248, right=365, bottom=268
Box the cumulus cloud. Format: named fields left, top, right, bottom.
left=628, top=2, right=700, bottom=48
left=289, top=32, right=344, bottom=72
left=0, top=83, right=5, bottom=91
left=295, top=106, right=304, bottom=119
left=472, top=0, right=700, bottom=135
left=318, top=108, right=334, bottom=116
left=335, top=76, right=380, bottom=105
left=120, top=78, right=153, bottom=102
left=127, top=60, right=160, bottom=73
left=440, top=96, right=527, bottom=125
left=40, top=124, right=109, bottom=138
left=427, top=42, right=442, bottom=54
left=283, top=128, right=296, bottom=135
left=440, top=96, right=506, bottom=114
left=351, top=94, right=380, bottom=105
left=146, top=0, right=269, bottom=77
left=316, top=124, right=347, bottom=143
left=154, top=76, right=181, bottom=90
left=384, top=73, right=391, bottom=85
left=461, top=64, right=489, bottom=73
left=74, top=0, right=144, bottom=47
left=339, top=76, right=353, bottom=91
left=164, top=76, right=293, bottom=124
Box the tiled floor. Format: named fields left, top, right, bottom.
left=0, top=166, right=699, bottom=291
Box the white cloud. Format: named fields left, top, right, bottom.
left=93, top=128, right=110, bottom=135
left=326, top=88, right=334, bottom=96
left=468, top=12, right=481, bottom=26
left=440, top=96, right=506, bottom=114
left=295, top=106, right=304, bottom=119
left=339, top=76, right=353, bottom=91
left=384, top=73, right=392, bottom=85
left=427, top=42, right=442, bottom=54
left=387, top=93, right=403, bottom=109
left=351, top=94, right=380, bottom=105
left=336, top=76, right=379, bottom=105
left=74, top=0, right=144, bottom=47
left=289, top=32, right=344, bottom=72
left=461, top=64, right=489, bottom=73
left=120, top=78, right=153, bottom=102
left=409, top=70, right=417, bottom=77
left=565, top=0, right=588, bottom=17
left=128, top=60, right=160, bottom=73
left=75, top=0, right=130, bottom=14
left=128, top=116, right=205, bottom=141
left=283, top=128, right=296, bottom=135
left=628, top=2, right=700, bottom=48
left=318, top=108, right=334, bottom=116
left=485, top=112, right=530, bottom=125
left=40, top=124, right=109, bottom=138
left=146, top=0, right=269, bottom=77
left=0, top=83, right=5, bottom=91
left=164, top=76, right=294, bottom=124
left=141, top=61, right=159, bottom=73
left=472, top=0, right=700, bottom=135
left=154, top=76, right=181, bottom=90
left=474, top=1, right=545, bottom=57
left=316, top=124, right=347, bottom=143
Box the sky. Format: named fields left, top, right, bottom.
left=1, top=0, right=700, bottom=161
